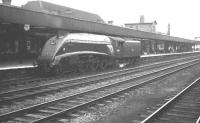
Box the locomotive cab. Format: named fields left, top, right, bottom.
left=109, top=36, right=125, bottom=58
left=109, top=36, right=141, bottom=65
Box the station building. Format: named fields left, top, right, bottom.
left=124, top=15, right=157, bottom=33
left=22, top=1, right=105, bottom=23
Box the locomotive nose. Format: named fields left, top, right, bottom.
left=37, top=56, right=51, bottom=72
left=37, top=36, right=62, bottom=73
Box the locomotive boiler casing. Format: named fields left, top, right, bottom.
left=37, top=33, right=115, bottom=73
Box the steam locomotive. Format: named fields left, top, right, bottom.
left=37, top=33, right=141, bottom=74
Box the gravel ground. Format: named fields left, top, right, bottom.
left=0, top=68, right=151, bottom=114
left=66, top=63, right=200, bottom=123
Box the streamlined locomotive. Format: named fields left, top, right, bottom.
left=37, top=33, right=141, bottom=74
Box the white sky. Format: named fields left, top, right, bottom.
left=7, top=0, right=200, bottom=39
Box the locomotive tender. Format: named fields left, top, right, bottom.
left=37, top=33, right=141, bottom=74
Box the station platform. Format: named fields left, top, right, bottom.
left=0, top=60, right=35, bottom=71
left=141, top=51, right=200, bottom=58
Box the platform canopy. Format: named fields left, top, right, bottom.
left=0, top=3, right=199, bottom=44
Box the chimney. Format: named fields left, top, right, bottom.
left=140, top=15, right=144, bottom=23
left=167, top=23, right=170, bottom=35
left=108, top=21, right=113, bottom=25
left=2, top=0, right=11, bottom=5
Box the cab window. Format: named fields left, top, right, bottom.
left=49, top=37, right=57, bottom=45
left=56, top=43, right=68, bottom=55
left=116, top=41, right=124, bottom=48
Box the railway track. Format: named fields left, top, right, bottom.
left=0, top=56, right=198, bottom=106
left=1, top=53, right=199, bottom=89
left=0, top=55, right=198, bottom=93
left=0, top=58, right=199, bottom=122
left=140, top=77, right=200, bottom=123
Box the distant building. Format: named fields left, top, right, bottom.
left=2, top=0, right=11, bottom=5
left=124, top=15, right=157, bottom=33
left=22, top=1, right=105, bottom=23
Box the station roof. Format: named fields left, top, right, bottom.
left=125, top=21, right=157, bottom=26
left=0, top=3, right=199, bottom=44
left=109, top=36, right=125, bottom=42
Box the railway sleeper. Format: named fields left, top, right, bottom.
left=153, top=117, right=191, bottom=123
left=157, top=113, right=198, bottom=122
left=169, top=108, right=199, bottom=115
left=164, top=112, right=198, bottom=119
